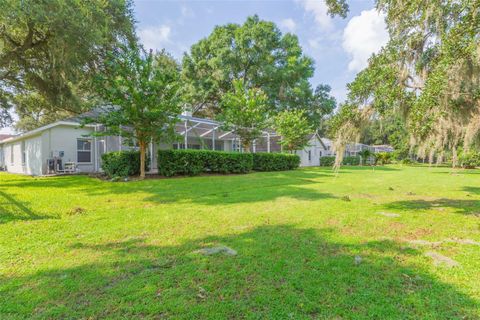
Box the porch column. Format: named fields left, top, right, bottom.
left=184, top=120, right=188, bottom=149
left=253, top=139, right=256, bottom=153
left=149, top=138, right=154, bottom=173
left=212, top=128, right=216, bottom=150
left=267, top=132, right=271, bottom=153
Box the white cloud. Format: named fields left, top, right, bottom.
left=342, top=9, right=389, bottom=72
left=296, top=0, right=333, bottom=30
left=280, top=18, right=296, bottom=32
left=181, top=4, right=194, bottom=18
left=138, top=25, right=171, bottom=52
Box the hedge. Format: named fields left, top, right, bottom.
left=101, top=151, right=149, bottom=178
left=157, top=149, right=253, bottom=176
left=320, top=156, right=335, bottom=166
left=319, top=156, right=361, bottom=166
left=157, top=150, right=301, bottom=176
left=342, top=156, right=361, bottom=166
left=459, top=151, right=480, bottom=169
left=252, top=153, right=300, bottom=171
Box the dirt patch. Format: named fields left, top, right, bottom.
left=68, top=207, right=86, bottom=215
left=377, top=212, right=400, bottom=218
left=193, top=246, right=237, bottom=256
left=425, top=251, right=459, bottom=267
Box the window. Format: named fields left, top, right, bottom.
left=319, top=151, right=322, bottom=157
left=21, top=141, right=26, bottom=165
left=308, top=150, right=311, bottom=161
left=10, top=145, right=13, bottom=164
left=77, top=139, right=92, bottom=163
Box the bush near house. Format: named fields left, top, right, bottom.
left=157, top=150, right=253, bottom=176
left=101, top=151, right=149, bottom=178
left=459, top=151, right=480, bottom=168
left=342, top=156, right=361, bottom=166
left=375, top=152, right=393, bottom=165
left=252, top=153, right=300, bottom=171
left=320, top=156, right=335, bottom=167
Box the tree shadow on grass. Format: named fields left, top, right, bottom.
left=2, top=170, right=333, bottom=206
left=0, top=190, right=54, bottom=224
left=1, top=225, right=477, bottom=319
left=463, top=186, right=480, bottom=195
left=384, top=198, right=480, bottom=215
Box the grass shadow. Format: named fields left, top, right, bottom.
left=0, top=225, right=477, bottom=318
left=0, top=190, right=54, bottom=224
left=384, top=198, right=480, bottom=215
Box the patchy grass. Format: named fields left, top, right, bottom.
left=0, top=165, right=479, bottom=319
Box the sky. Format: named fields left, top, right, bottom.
left=1, top=0, right=388, bottom=135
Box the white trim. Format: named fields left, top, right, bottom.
left=0, top=121, right=95, bottom=144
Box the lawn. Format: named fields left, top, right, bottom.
left=0, top=165, right=479, bottom=319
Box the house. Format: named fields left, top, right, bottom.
left=371, top=145, right=394, bottom=153
left=296, top=133, right=327, bottom=167
left=0, top=111, right=328, bottom=175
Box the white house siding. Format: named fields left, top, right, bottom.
left=296, top=135, right=325, bottom=167
left=42, top=125, right=96, bottom=174
left=5, top=142, right=22, bottom=174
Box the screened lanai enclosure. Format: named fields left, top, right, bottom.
left=148, top=114, right=283, bottom=173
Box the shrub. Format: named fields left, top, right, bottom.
left=400, top=158, right=414, bottom=165
left=342, top=156, right=360, bottom=166
left=375, top=152, right=393, bottom=165
left=157, top=149, right=253, bottom=176
left=101, top=151, right=149, bottom=178
left=459, top=151, right=480, bottom=169
left=319, top=156, right=362, bottom=166
left=252, top=153, right=300, bottom=171
left=320, top=156, right=335, bottom=166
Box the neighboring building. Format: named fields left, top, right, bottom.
left=0, top=111, right=328, bottom=175
left=296, top=133, right=327, bottom=167
left=371, top=145, right=394, bottom=153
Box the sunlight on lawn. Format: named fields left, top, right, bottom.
left=0, top=165, right=479, bottom=318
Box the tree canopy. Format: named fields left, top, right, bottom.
left=331, top=0, right=480, bottom=167
left=182, top=15, right=315, bottom=118
left=274, top=110, right=313, bottom=152
left=91, top=47, right=182, bottom=178
left=0, top=0, right=135, bottom=131
left=219, top=79, right=270, bottom=152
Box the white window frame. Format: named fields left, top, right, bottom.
left=77, top=138, right=92, bottom=164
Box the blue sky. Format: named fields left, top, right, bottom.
left=2, top=0, right=388, bottom=134
left=134, top=0, right=388, bottom=101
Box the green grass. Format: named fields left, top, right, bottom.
left=0, top=165, right=479, bottom=319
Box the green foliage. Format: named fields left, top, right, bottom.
left=400, top=158, right=414, bottom=165
left=219, top=80, right=269, bottom=151
left=358, top=149, right=373, bottom=165
left=375, top=152, right=393, bottom=165
left=319, top=156, right=335, bottom=167
left=0, top=0, right=135, bottom=131
left=306, top=84, right=336, bottom=134
left=319, top=156, right=361, bottom=166
left=361, top=112, right=409, bottom=159
left=341, top=0, right=480, bottom=163
left=252, top=153, right=300, bottom=171
left=459, top=151, right=480, bottom=169
left=101, top=151, right=149, bottom=178
left=342, top=156, right=361, bottom=166
left=157, top=150, right=253, bottom=176
left=182, top=15, right=314, bottom=117
left=274, top=110, right=312, bottom=152
left=91, top=47, right=182, bottom=178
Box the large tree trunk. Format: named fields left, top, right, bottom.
left=139, top=140, right=146, bottom=179
left=242, top=141, right=251, bottom=153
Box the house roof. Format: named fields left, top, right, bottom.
left=0, top=134, right=13, bottom=141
